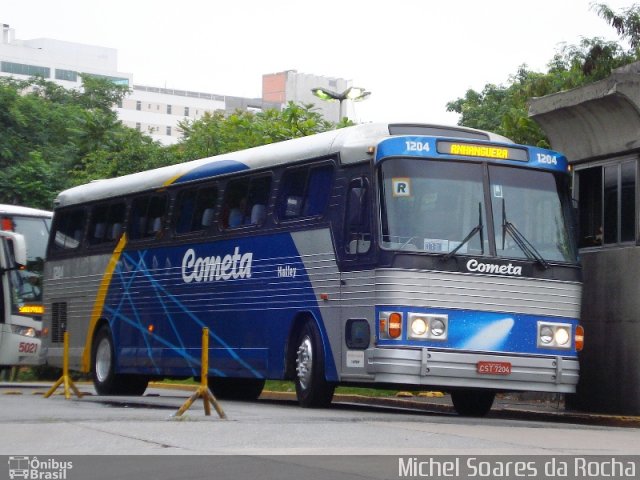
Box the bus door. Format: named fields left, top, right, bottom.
left=340, top=176, right=376, bottom=377
left=0, top=232, right=43, bottom=367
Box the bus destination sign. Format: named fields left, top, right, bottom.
left=437, top=141, right=528, bottom=162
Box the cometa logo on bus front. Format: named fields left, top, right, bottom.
left=466, top=258, right=523, bottom=276
left=182, top=247, right=253, bottom=283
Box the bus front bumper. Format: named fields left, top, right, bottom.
left=365, top=347, right=579, bottom=393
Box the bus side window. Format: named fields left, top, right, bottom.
left=176, top=185, right=219, bottom=234
left=278, top=164, right=333, bottom=220
left=246, top=176, right=271, bottom=225
left=279, top=169, right=307, bottom=220
left=89, top=202, right=126, bottom=245
left=222, top=176, right=270, bottom=228
left=130, top=195, right=167, bottom=240
left=174, top=190, right=197, bottom=234
left=193, top=186, right=218, bottom=231
left=345, top=177, right=371, bottom=254
left=222, top=179, right=250, bottom=229
left=88, top=203, right=107, bottom=245
left=304, top=165, right=333, bottom=216
left=130, top=197, right=149, bottom=240
left=107, top=203, right=126, bottom=242
left=51, top=209, right=86, bottom=251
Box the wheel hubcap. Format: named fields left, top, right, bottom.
left=296, top=336, right=313, bottom=390
left=95, top=338, right=112, bottom=383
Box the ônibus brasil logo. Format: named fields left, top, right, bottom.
left=8, top=456, right=73, bottom=480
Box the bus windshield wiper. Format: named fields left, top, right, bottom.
left=443, top=203, right=484, bottom=260
left=501, top=199, right=550, bottom=269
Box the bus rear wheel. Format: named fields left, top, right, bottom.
left=294, top=321, right=335, bottom=408
left=208, top=377, right=265, bottom=400
left=451, top=390, right=496, bottom=417
left=92, top=325, right=148, bottom=396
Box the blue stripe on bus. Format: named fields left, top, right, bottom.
left=376, top=306, right=579, bottom=357
left=172, top=159, right=250, bottom=184
left=102, top=232, right=337, bottom=380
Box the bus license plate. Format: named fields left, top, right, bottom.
left=477, top=361, right=511, bottom=375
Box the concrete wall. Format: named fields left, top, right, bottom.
left=569, top=248, right=640, bottom=414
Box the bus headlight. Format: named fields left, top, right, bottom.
left=410, top=317, right=428, bottom=337
left=540, top=326, right=554, bottom=344
left=408, top=313, right=448, bottom=341
left=554, top=327, right=570, bottom=346
left=10, top=325, right=38, bottom=337
left=430, top=318, right=446, bottom=337
left=537, top=322, right=573, bottom=349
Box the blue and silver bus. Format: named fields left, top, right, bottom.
left=43, top=123, right=583, bottom=416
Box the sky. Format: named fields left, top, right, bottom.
left=2, top=0, right=636, bottom=125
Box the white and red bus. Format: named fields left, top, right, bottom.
left=0, top=205, right=51, bottom=369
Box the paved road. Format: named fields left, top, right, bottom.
left=0, top=382, right=638, bottom=457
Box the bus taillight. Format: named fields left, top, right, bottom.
left=575, top=325, right=585, bottom=352
left=1, top=217, right=13, bottom=231
left=388, top=312, right=402, bottom=339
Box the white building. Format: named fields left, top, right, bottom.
left=1, top=24, right=352, bottom=145
left=0, top=23, right=130, bottom=86
left=118, top=86, right=276, bottom=145
left=263, top=70, right=355, bottom=123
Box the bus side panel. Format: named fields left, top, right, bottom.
left=44, top=254, right=113, bottom=371
left=338, top=270, right=376, bottom=381
left=103, top=228, right=339, bottom=381
left=290, top=228, right=341, bottom=382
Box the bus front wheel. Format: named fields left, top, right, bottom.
left=92, top=325, right=148, bottom=396
left=451, top=390, right=496, bottom=417
left=294, top=321, right=335, bottom=408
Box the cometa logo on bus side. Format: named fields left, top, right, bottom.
left=182, top=247, right=253, bottom=283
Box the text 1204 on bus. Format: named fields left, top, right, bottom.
left=42, top=123, right=583, bottom=416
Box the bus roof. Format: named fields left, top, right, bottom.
left=0, top=204, right=52, bottom=218
left=54, top=122, right=513, bottom=208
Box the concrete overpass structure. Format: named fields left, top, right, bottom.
left=530, top=62, right=640, bottom=415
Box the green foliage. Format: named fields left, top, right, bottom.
left=0, top=75, right=135, bottom=207
left=447, top=3, right=640, bottom=146
left=70, top=127, right=177, bottom=185
left=0, top=74, right=342, bottom=209
left=176, top=102, right=340, bottom=161
left=592, top=2, right=640, bottom=49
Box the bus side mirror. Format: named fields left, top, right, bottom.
left=0, top=231, right=27, bottom=269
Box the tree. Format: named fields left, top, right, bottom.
left=446, top=3, right=640, bottom=146
left=70, top=127, right=176, bottom=185
left=176, top=102, right=341, bottom=162
left=0, top=75, right=345, bottom=208
left=0, top=75, right=169, bottom=208
left=592, top=2, right=640, bottom=49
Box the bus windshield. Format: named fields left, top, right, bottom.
left=489, top=165, right=576, bottom=263
left=5, top=215, right=51, bottom=303
left=379, top=158, right=577, bottom=263
left=12, top=216, right=50, bottom=263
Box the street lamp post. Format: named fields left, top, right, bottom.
left=311, top=86, right=371, bottom=121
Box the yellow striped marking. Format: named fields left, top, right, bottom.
left=80, top=233, right=128, bottom=372
left=163, top=172, right=184, bottom=187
